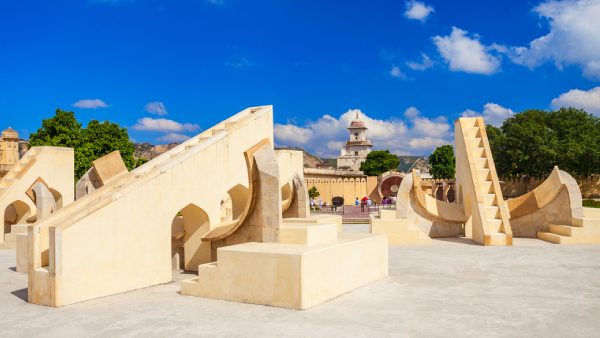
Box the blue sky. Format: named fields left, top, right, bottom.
left=1, top=0, right=599, bottom=158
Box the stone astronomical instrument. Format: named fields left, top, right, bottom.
left=378, top=174, right=404, bottom=198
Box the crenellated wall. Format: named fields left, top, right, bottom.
left=304, top=176, right=378, bottom=205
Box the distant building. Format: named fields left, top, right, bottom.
left=336, top=112, right=373, bottom=171
left=0, top=127, right=21, bottom=177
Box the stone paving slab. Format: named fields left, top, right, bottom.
left=1, top=230, right=600, bottom=338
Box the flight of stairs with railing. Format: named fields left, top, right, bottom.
left=460, top=117, right=513, bottom=246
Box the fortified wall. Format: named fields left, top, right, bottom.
left=501, top=176, right=600, bottom=199
left=304, top=176, right=378, bottom=205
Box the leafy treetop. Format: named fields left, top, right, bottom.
left=487, top=107, right=600, bottom=179
left=28, top=108, right=147, bottom=182
left=360, top=150, right=400, bottom=177
left=308, top=186, right=320, bottom=198
left=428, top=145, right=455, bottom=179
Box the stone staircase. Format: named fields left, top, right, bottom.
left=0, top=148, right=40, bottom=197
left=537, top=207, right=600, bottom=244
left=461, top=118, right=512, bottom=245
left=369, top=210, right=431, bottom=245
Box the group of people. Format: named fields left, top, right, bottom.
left=382, top=195, right=396, bottom=205
left=354, top=195, right=396, bottom=206
left=309, top=197, right=322, bottom=210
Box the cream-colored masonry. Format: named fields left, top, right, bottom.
left=28, top=106, right=304, bottom=307
left=455, top=117, right=512, bottom=246
left=304, top=176, right=378, bottom=205
left=1, top=147, right=74, bottom=250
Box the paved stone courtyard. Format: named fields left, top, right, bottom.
left=2, top=224, right=600, bottom=337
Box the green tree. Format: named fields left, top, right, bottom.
left=29, top=108, right=140, bottom=182
left=308, top=186, right=320, bottom=198
left=487, top=107, right=600, bottom=179
left=360, top=150, right=399, bottom=176
left=429, top=145, right=455, bottom=179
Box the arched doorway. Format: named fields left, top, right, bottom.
left=4, top=200, right=32, bottom=237
left=171, top=203, right=211, bottom=271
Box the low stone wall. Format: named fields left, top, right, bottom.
left=509, top=188, right=572, bottom=237
left=304, top=177, right=378, bottom=205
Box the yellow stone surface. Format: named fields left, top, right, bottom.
left=181, top=233, right=388, bottom=310
left=369, top=214, right=430, bottom=245
left=277, top=223, right=337, bottom=245
left=454, top=117, right=512, bottom=246
left=1, top=147, right=74, bottom=250
left=283, top=214, right=343, bottom=233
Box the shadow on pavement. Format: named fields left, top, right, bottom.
left=10, top=288, right=28, bottom=302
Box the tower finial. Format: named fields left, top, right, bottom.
left=356, top=111, right=358, bottom=118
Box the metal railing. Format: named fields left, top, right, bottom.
left=310, top=205, right=344, bottom=215
left=361, top=203, right=396, bottom=214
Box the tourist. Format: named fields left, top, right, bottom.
left=391, top=195, right=397, bottom=204
left=319, top=197, right=322, bottom=210
left=366, top=198, right=372, bottom=206
left=355, top=197, right=359, bottom=205
left=361, top=195, right=368, bottom=212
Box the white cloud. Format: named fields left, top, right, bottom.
left=412, top=117, right=451, bottom=137
left=273, top=124, right=314, bottom=144
left=404, top=1, right=435, bottom=22
left=505, top=0, right=600, bottom=80
left=433, top=27, right=501, bottom=75
left=409, top=137, right=450, bottom=149
left=327, top=141, right=344, bottom=151
left=461, top=103, right=515, bottom=127
left=132, top=117, right=200, bottom=133
left=72, top=99, right=110, bottom=109
left=404, top=107, right=421, bottom=118
left=550, top=86, right=600, bottom=115
left=144, top=102, right=168, bottom=116
left=407, top=53, right=434, bottom=71
left=274, top=109, right=453, bottom=157
left=227, top=55, right=253, bottom=68
left=155, top=133, right=191, bottom=143
left=390, top=66, right=406, bottom=79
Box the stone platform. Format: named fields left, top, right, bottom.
left=181, top=230, right=388, bottom=309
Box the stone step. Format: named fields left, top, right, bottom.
left=278, top=223, right=338, bottom=245
left=483, top=193, right=497, bottom=206
left=212, top=129, right=225, bottom=135
left=472, top=147, right=486, bottom=158
left=485, top=206, right=500, bottom=219
left=474, top=157, right=488, bottom=169
left=572, top=217, right=600, bottom=228
left=583, top=208, right=600, bottom=218
left=537, top=231, right=575, bottom=244
left=284, top=215, right=343, bottom=232
left=465, top=127, right=480, bottom=138
left=550, top=224, right=584, bottom=237
left=479, top=181, right=493, bottom=194
left=489, top=233, right=506, bottom=246
left=487, top=219, right=502, bottom=233
left=477, top=168, right=491, bottom=181
left=470, top=138, right=483, bottom=148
